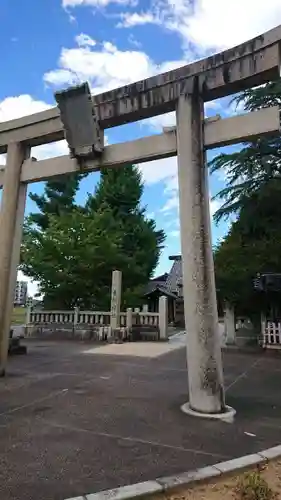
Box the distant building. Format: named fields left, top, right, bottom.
left=143, top=255, right=184, bottom=326
left=14, top=281, right=28, bottom=306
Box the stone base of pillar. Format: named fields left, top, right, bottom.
left=181, top=402, right=236, bottom=422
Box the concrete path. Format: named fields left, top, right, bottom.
left=1, top=339, right=280, bottom=500
left=84, top=331, right=187, bottom=358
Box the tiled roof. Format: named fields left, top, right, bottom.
left=166, top=257, right=182, bottom=293
left=144, top=280, right=166, bottom=295
left=143, top=285, right=178, bottom=299
left=145, top=256, right=183, bottom=297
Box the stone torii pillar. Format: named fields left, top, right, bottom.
left=176, top=80, right=235, bottom=419
left=0, top=143, right=29, bottom=376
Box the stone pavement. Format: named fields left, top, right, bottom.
left=0, top=340, right=281, bottom=500
left=84, top=331, right=187, bottom=357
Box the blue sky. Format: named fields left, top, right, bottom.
left=1, top=0, right=281, bottom=296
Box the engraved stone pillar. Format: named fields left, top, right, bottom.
left=176, top=85, right=233, bottom=417
left=110, top=270, right=122, bottom=330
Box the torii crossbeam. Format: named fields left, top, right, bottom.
left=0, top=24, right=280, bottom=419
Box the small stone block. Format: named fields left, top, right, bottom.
left=157, top=466, right=221, bottom=490
left=258, top=445, right=281, bottom=460
left=214, top=454, right=264, bottom=474
left=86, top=481, right=163, bottom=500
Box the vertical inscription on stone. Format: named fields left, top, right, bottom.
left=110, top=270, right=122, bottom=330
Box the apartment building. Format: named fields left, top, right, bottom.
left=14, top=281, right=28, bottom=306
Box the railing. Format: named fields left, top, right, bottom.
left=25, top=296, right=169, bottom=340
left=134, top=312, right=159, bottom=327
left=27, top=308, right=159, bottom=329
left=77, top=311, right=110, bottom=326
left=262, top=321, right=281, bottom=348
left=30, top=310, right=75, bottom=324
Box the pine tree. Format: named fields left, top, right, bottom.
left=210, top=79, right=281, bottom=222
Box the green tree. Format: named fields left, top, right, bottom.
left=21, top=165, right=165, bottom=308
left=86, top=165, right=165, bottom=307
left=29, top=173, right=84, bottom=230
left=209, top=79, right=281, bottom=222
left=214, top=179, right=281, bottom=320
left=21, top=208, right=128, bottom=309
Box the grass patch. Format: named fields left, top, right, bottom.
left=236, top=469, right=276, bottom=499
left=154, top=461, right=281, bottom=500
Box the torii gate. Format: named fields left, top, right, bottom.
left=0, top=25, right=281, bottom=420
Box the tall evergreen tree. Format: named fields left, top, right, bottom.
left=210, top=80, right=281, bottom=222
left=21, top=165, right=165, bottom=308
left=215, top=180, right=281, bottom=324
left=28, top=173, right=85, bottom=230
left=86, top=165, right=165, bottom=307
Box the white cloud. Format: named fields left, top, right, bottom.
left=143, top=112, right=176, bottom=132
left=142, top=100, right=227, bottom=134
left=43, top=35, right=189, bottom=145
left=140, top=156, right=177, bottom=185
left=0, top=94, right=51, bottom=122
left=117, top=1, right=281, bottom=54
left=117, top=11, right=157, bottom=28
left=63, top=0, right=135, bottom=8
left=158, top=160, right=222, bottom=222
left=44, top=36, right=186, bottom=96
left=161, top=195, right=179, bottom=213
left=0, top=94, right=70, bottom=162
left=128, top=34, right=142, bottom=48
left=0, top=94, right=72, bottom=298
left=183, top=0, right=281, bottom=50
left=75, top=33, right=96, bottom=47
left=45, top=45, right=151, bottom=92
left=210, top=198, right=221, bottom=217
left=32, top=140, right=69, bottom=161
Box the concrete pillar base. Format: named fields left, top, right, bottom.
left=181, top=402, right=236, bottom=422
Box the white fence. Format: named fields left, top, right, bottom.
left=27, top=308, right=159, bottom=328
left=262, top=321, right=281, bottom=348
left=25, top=298, right=168, bottom=340
left=29, top=310, right=114, bottom=327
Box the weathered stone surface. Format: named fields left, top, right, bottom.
left=214, top=454, right=264, bottom=474
left=85, top=481, right=163, bottom=500
left=258, top=445, right=281, bottom=460
left=157, top=466, right=221, bottom=490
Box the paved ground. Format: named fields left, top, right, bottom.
left=0, top=339, right=281, bottom=500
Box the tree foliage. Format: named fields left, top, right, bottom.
left=214, top=179, right=281, bottom=318
left=210, top=79, right=281, bottom=222
left=29, top=173, right=84, bottom=230
left=21, top=165, right=165, bottom=309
